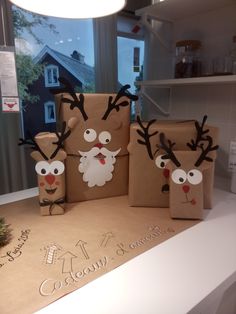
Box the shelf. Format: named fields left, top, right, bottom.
left=136, top=0, right=235, bottom=22
left=135, top=75, right=236, bottom=88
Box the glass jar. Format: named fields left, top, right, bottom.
left=175, top=40, right=201, bottom=78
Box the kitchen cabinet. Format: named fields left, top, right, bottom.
left=135, top=0, right=236, bottom=116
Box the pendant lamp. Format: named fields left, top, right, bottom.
left=9, top=0, right=127, bottom=18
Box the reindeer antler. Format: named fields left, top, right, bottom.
left=159, top=133, right=181, bottom=167
left=102, top=84, right=138, bottom=120
left=51, top=77, right=88, bottom=121
left=51, top=121, right=71, bottom=159
left=187, top=115, right=209, bottom=150
left=194, top=135, right=219, bottom=167
left=18, top=133, right=49, bottom=160
left=136, top=115, right=158, bottom=160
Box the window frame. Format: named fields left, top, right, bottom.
left=44, top=101, right=56, bottom=124
left=44, top=64, right=59, bottom=87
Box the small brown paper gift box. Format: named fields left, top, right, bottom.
left=54, top=83, right=135, bottom=203
left=128, top=118, right=219, bottom=208
left=31, top=132, right=67, bottom=215
left=166, top=151, right=213, bottom=220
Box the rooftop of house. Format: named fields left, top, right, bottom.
left=34, top=45, right=94, bottom=86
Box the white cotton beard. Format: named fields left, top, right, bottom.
left=78, top=147, right=121, bottom=187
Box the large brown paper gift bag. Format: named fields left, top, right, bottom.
left=128, top=117, right=219, bottom=209
left=54, top=79, right=137, bottom=202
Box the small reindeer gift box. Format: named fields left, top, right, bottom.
left=19, top=122, right=72, bottom=215
left=160, top=132, right=219, bottom=219
left=128, top=116, right=219, bottom=209
left=53, top=77, right=137, bottom=202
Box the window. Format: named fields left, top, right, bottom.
left=117, top=14, right=145, bottom=117
left=12, top=5, right=95, bottom=138
left=44, top=101, right=56, bottom=123
left=117, top=36, right=144, bottom=94
left=44, top=65, right=59, bottom=87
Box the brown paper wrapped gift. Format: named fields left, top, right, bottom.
left=54, top=79, right=137, bottom=202
left=165, top=149, right=217, bottom=219
left=128, top=116, right=219, bottom=209
left=19, top=122, right=72, bottom=215
left=30, top=131, right=69, bottom=215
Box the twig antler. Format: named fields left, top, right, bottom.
left=102, top=84, right=138, bottom=120
left=51, top=77, right=88, bottom=121
left=136, top=115, right=158, bottom=160
left=18, top=133, right=49, bottom=160
left=195, top=136, right=219, bottom=167
left=51, top=121, right=71, bottom=159
left=187, top=115, right=209, bottom=150
left=159, top=133, right=181, bottom=167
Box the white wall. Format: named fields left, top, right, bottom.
left=143, top=3, right=236, bottom=179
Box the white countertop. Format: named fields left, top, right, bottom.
left=1, top=180, right=236, bottom=314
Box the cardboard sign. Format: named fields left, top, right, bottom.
left=2, top=96, right=20, bottom=112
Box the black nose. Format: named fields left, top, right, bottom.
left=161, top=184, right=169, bottom=193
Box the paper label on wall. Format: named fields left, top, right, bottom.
left=0, top=47, right=18, bottom=97
left=2, top=97, right=20, bottom=112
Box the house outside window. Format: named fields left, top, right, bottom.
left=44, top=65, right=59, bottom=87
left=44, top=101, right=56, bottom=123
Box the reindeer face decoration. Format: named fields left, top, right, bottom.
left=135, top=116, right=170, bottom=194
left=19, top=122, right=71, bottom=215
left=52, top=78, right=137, bottom=201
left=132, top=115, right=218, bottom=211
left=160, top=119, right=219, bottom=219
left=78, top=121, right=122, bottom=187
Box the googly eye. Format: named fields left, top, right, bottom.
left=50, top=161, right=65, bottom=176
left=155, top=155, right=169, bottom=169
left=35, top=161, right=50, bottom=176
left=99, top=131, right=111, bottom=145
left=171, top=169, right=187, bottom=184
left=84, top=128, right=97, bottom=142
left=187, top=169, right=202, bottom=185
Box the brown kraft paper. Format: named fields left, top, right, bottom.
left=166, top=151, right=212, bottom=219
left=30, top=132, right=68, bottom=215
left=0, top=195, right=199, bottom=314
left=128, top=119, right=219, bottom=208
left=55, top=92, right=131, bottom=203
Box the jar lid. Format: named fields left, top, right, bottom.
left=176, top=40, right=201, bottom=50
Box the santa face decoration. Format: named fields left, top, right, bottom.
left=78, top=127, right=121, bottom=187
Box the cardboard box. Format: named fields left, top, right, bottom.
left=55, top=92, right=131, bottom=202
left=128, top=119, right=219, bottom=209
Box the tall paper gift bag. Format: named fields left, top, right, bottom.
left=53, top=78, right=137, bottom=202
left=19, top=122, right=71, bottom=215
